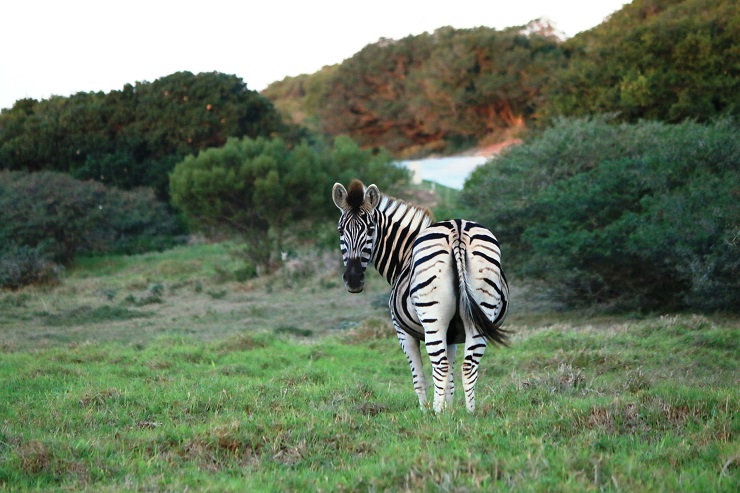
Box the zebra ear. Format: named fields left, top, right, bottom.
left=365, top=184, right=381, bottom=209
left=332, top=182, right=349, bottom=210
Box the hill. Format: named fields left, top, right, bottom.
left=262, top=0, right=738, bottom=156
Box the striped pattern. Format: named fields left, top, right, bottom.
left=332, top=180, right=509, bottom=412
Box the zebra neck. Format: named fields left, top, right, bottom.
left=371, top=195, right=434, bottom=285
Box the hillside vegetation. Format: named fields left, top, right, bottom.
left=264, top=20, right=564, bottom=156
left=264, top=0, right=737, bottom=155
left=547, top=0, right=739, bottom=122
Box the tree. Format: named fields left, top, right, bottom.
left=169, top=136, right=407, bottom=273
left=543, top=0, right=739, bottom=123
left=317, top=34, right=436, bottom=153
left=0, top=72, right=286, bottom=199
left=408, top=25, right=565, bottom=143
left=266, top=25, right=565, bottom=155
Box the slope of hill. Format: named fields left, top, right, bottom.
left=262, top=0, right=738, bottom=156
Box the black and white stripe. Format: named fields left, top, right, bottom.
left=332, top=180, right=509, bottom=412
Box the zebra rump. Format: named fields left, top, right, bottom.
left=426, top=219, right=509, bottom=347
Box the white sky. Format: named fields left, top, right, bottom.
left=0, top=0, right=629, bottom=111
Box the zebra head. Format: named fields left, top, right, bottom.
left=332, top=180, right=380, bottom=293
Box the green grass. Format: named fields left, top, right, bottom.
left=0, top=243, right=386, bottom=350
left=0, top=244, right=737, bottom=491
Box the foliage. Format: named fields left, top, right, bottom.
left=0, top=72, right=286, bottom=199
left=327, top=135, right=409, bottom=195
left=0, top=171, right=108, bottom=264
left=0, top=244, right=60, bottom=290
left=0, top=171, right=184, bottom=288
left=169, top=136, right=407, bottom=272
left=262, top=66, right=340, bottom=133
left=87, top=186, right=186, bottom=255
left=405, top=22, right=564, bottom=145
left=543, top=0, right=739, bottom=123
left=265, top=22, right=565, bottom=155
left=266, top=2, right=737, bottom=155
left=462, top=117, right=739, bottom=311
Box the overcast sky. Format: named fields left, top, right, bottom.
left=1, top=0, right=629, bottom=111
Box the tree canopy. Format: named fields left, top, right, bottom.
left=543, top=0, right=739, bottom=123
left=265, top=0, right=738, bottom=155
left=169, top=136, right=407, bottom=271
left=0, top=71, right=286, bottom=198
left=265, top=22, right=565, bottom=155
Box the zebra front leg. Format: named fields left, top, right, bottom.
left=395, top=327, right=427, bottom=410
left=462, top=333, right=487, bottom=412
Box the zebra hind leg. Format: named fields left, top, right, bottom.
left=462, top=331, right=487, bottom=413
left=445, top=343, right=457, bottom=407
left=424, top=325, right=454, bottom=413
left=395, top=327, right=428, bottom=410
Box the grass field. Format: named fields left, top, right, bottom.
left=1, top=243, right=737, bottom=491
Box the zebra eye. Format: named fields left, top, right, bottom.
left=337, top=227, right=344, bottom=236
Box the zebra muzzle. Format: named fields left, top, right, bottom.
left=343, top=258, right=365, bottom=293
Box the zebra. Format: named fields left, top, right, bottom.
left=332, top=179, right=509, bottom=412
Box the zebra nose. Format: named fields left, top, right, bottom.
left=343, top=258, right=365, bottom=293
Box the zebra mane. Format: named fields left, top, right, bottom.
left=346, top=179, right=366, bottom=210
left=377, top=193, right=435, bottom=228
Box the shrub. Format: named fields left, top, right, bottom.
left=0, top=171, right=184, bottom=288
left=88, top=186, right=186, bottom=255
left=463, top=117, right=739, bottom=312
left=0, top=171, right=108, bottom=264
left=0, top=244, right=60, bottom=289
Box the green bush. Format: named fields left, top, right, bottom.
left=0, top=171, right=108, bottom=264
left=88, top=186, right=186, bottom=255
left=463, top=117, right=739, bottom=311
left=0, top=171, right=185, bottom=288
left=0, top=244, right=60, bottom=289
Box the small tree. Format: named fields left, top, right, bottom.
left=169, top=136, right=407, bottom=273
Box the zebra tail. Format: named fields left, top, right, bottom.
left=455, top=253, right=510, bottom=347
left=463, top=284, right=509, bottom=347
